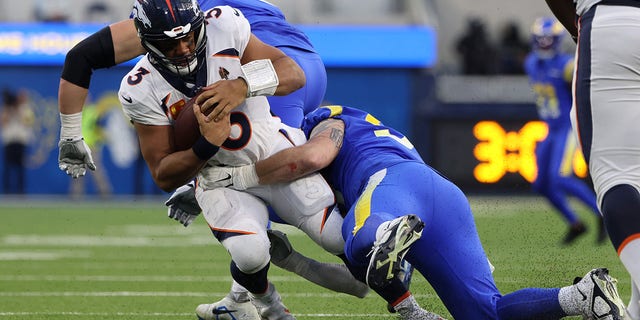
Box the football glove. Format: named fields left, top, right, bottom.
left=58, top=137, right=96, bottom=178
left=165, top=182, right=201, bottom=227
left=198, top=164, right=259, bottom=191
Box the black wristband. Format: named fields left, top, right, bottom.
left=191, top=136, right=220, bottom=160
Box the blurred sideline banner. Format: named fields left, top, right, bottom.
left=0, top=23, right=437, bottom=68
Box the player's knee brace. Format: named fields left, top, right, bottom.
left=601, top=184, right=640, bottom=248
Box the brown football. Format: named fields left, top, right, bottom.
left=173, top=91, right=204, bottom=151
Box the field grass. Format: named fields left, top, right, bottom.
left=0, top=195, right=630, bottom=319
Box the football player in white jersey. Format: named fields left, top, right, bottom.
left=116, top=1, right=348, bottom=319
left=546, top=0, right=640, bottom=318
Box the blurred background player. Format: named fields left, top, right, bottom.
left=545, top=0, right=640, bottom=317
left=1, top=88, right=34, bottom=194
left=202, top=105, right=627, bottom=319
left=523, top=17, right=604, bottom=245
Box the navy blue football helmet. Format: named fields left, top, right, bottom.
left=132, top=0, right=206, bottom=78
left=530, top=17, right=565, bottom=59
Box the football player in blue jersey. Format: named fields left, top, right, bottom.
left=209, top=105, right=627, bottom=319
left=523, top=17, right=604, bottom=245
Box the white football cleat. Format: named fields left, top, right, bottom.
left=575, top=268, right=626, bottom=320
left=195, top=295, right=260, bottom=320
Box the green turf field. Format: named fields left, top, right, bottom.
left=0, top=195, right=629, bottom=319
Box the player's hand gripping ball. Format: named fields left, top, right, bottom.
left=173, top=90, right=217, bottom=151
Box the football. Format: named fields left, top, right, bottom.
left=173, top=91, right=205, bottom=151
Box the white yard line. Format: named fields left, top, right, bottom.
left=0, top=274, right=309, bottom=282
left=0, top=250, right=91, bottom=260
left=0, top=291, right=439, bottom=299
left=1, top=235, right=215, bottom=247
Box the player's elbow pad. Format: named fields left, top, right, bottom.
left=61, top=26, right=116, bottom=89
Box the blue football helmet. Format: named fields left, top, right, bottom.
left=530, top=17, right=565, bottom=58
left=132, top=0, right=206, bottom=78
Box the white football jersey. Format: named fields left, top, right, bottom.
left=119, top=5, right=281, bottom=166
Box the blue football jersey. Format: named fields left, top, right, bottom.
left=199, top=0, right=316, bottom=52
left=302, top=106, right=424, bottom=206
left=524, top=53, right=574, bottom=130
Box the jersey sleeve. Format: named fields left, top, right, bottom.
left=118, top=59, right=172, bottom=126
left=203, top=5, right=251, bottom=57
left=302, top=107, right=331, bottom=138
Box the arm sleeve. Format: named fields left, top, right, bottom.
left=61, top=26, right=116, bottom=89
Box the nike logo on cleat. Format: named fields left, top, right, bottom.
left=212, top=308, right=237, bottom=315
left=121, top=95, right=133, bottom=103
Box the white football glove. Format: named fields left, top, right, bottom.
left=165, top=182, right=201, bottom=227
left=58, top=137, right=96, bottom=179
left=198, top=164, right=259, bottom=191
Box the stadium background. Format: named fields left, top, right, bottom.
left=0, top=0, right=582, bottom=196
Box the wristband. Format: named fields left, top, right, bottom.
left=60, top=112, right=83, bottom=140
left=191, top=136, right=220, bottom=160
left=239, top=59, right=279, bottom=97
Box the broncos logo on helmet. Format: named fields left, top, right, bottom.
left=132, top=1, right=153, bottom=30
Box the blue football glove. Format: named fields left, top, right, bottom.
left=165, top=182, right=201, bottom=227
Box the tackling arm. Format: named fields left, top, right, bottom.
left=255, top=118, right=344, bottom=185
